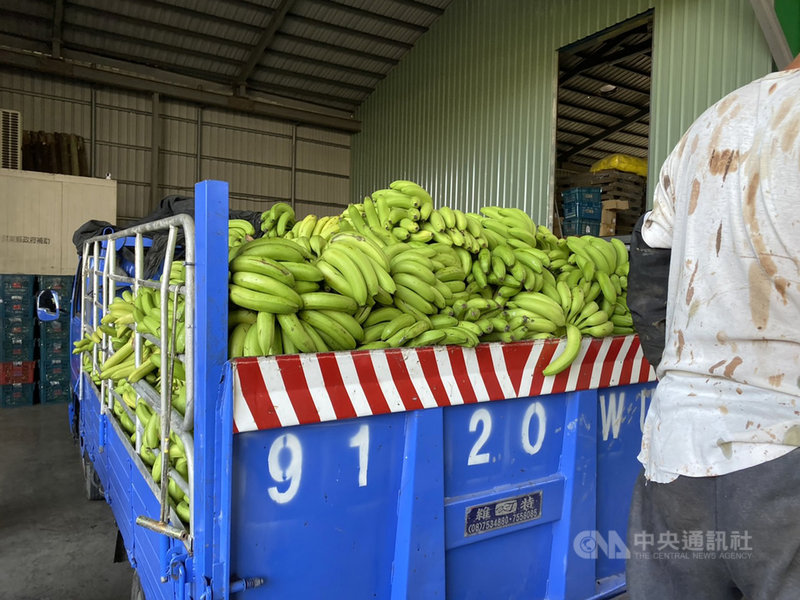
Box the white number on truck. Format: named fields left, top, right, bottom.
left=268, top=433, right=302, bottom=504
left=349, top=425, right=369, bottom=487
left=521, top=402, right=546, bottom=455
left=468, top=408, right=492, bottom=466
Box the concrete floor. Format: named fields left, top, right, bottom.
left=0, top=403, right=132, bottom=600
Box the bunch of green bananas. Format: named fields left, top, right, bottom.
left=242, top=180, right=635, bottom=376
left=260, top=202, right=296, bottom=238
left=73, top=263, right=193, bottom=524
left=228, top=219, right=256, bottom=262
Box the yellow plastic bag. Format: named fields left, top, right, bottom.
left=590, top=154, right=648, bottom=177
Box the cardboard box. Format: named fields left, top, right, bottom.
left=0, top=169, right=116, bottom=275
left=602, top=199, right=630, bottom=211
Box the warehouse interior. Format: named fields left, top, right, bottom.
left=0, top=0, right=798, bottom=598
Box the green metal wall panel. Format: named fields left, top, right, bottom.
left=352, top=0, right=772, bottom=224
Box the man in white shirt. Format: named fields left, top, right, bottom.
left=626, top=52, right=800, bottom=599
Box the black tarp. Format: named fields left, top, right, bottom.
left=72, top=195, right=262, bottom=279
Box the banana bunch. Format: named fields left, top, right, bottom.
left=419, top=206, right=487, bottom=252
left=228, top=219, right=255, bottom=261
left=260, top=202, right=296, bottom=238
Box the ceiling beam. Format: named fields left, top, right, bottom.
left=558, top=107, right=650, bottom=160
left=52, top=0, right=64, bottom=58
left=557, top=99, right=632, bottom=121
left=67, top=3, right=253, bottom=51
left=560, top=41, right=652, bottom=84
left=266, top=49, right=385, bottom=80
left=569, top=72, right=650, bottom=97
left=255, top=65, right=373, bottom=94
left=389, top=0, right=444, bottom=16
left=559, top=86, right=644, bottom=111
left=234, top=0, right=297, bottom=89
left=276, top=33, right=399, bottom=66
left=304, top=0, right=427, bottom=33
left=287, top=14, right=412, bottom=51
left=0, top=48, right=361, bottom=132
left=138, top=0, right=263, bottom=34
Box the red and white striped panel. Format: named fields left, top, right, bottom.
left=231, top=335, right=656, bottom=433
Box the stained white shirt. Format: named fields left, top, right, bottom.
left=638, top=68, right=800, bottom=483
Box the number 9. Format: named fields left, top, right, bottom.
left=268, top=433, right=302, bottom=504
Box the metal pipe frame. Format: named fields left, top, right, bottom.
left=79, top=213, right=196, bottom=547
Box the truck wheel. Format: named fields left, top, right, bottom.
left=130, top=571, right=146, bottom=600
left=82, top=452, right=104, bottom=501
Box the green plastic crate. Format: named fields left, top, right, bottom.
left=38, top=380, right=72, bottom=404
left=1, top=275, right=35, bottom=300
left=36, top=275, right=74, bottom=295
left=3, top=316, right=35, bottom=343
left=0, top=336, right=35, bottom=362
left=39, top=356, right=70, bottom=381
left=1, top=383, right=35, bottom=407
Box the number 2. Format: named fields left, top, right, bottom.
left=468, top=408, right=492, bottom=465
left=349, top=425, right=369, bottom=487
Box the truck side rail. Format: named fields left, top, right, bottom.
left=80, top=214, right=196, bottom=548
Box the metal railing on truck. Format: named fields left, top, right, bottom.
left=80, top=215, right=196, bottom=548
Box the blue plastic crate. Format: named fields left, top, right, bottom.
left=562, top=199, right=602, bottom=221
left=562, top=218, right=601, bottom=237
left=561, top=187, right=602, bottom=204
left=1, top=382, right=35, bottom=407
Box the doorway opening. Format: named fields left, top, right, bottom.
left=554, top=11, right=653, bottom=237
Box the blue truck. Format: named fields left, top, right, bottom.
left=55, top=180, right=655, bottom=599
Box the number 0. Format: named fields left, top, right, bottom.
left=521, top=402, right=546, bottom=455
left=468, top=408, right=492, bottom=465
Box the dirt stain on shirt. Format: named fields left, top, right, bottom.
left=773, top=95, right=795, bottom=128
left=719, top=405, right=729, bottom=414
left=781, top=115, right=800, bottom=153
left=715, top=223, right=722, bottom=256
left=686, top=262, right=699, bottom=305
left=723, top=356, right=743, bottom=378
left=709, top=359, right=726, bottom=374
left=708, top=149, right=740, bottom=181
left=688, top=179, right=701, bottom=215
left=775, top=277, right=789, bottom=303
left=676, top=330, right=685, bottom=362
left=769, top=373, right=785, bottom=387
left=769, top=83, right=777, bottom=95
left=748, top=262, right=771, bottom=330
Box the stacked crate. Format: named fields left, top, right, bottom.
left=565, top=169, right=646, bottom=235
left=560, top=187, right=602, bottom=237
left=0, top=275, right=36, bottom=407
left=37, top=275, right=74, bottom=404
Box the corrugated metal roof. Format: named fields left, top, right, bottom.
left=0, top=0, right=453, bottom=116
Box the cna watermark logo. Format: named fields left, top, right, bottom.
left=573, top=530, right=754, bottom=561
left=574, top=530, right=630, bottom=559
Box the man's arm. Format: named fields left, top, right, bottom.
left=626, top=142, right=680, bottom=368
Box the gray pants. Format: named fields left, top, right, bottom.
left=626, top=448, right=800, bottom=600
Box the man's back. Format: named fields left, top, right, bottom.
left=639, top=68, right=800, bottom=483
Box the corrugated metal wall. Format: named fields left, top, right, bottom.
left=351, top=0, right=772, bottom=224
left=1, top=68, right=351, bottom=225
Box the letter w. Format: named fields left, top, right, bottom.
left=600, top=392, right=625, bottom=441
